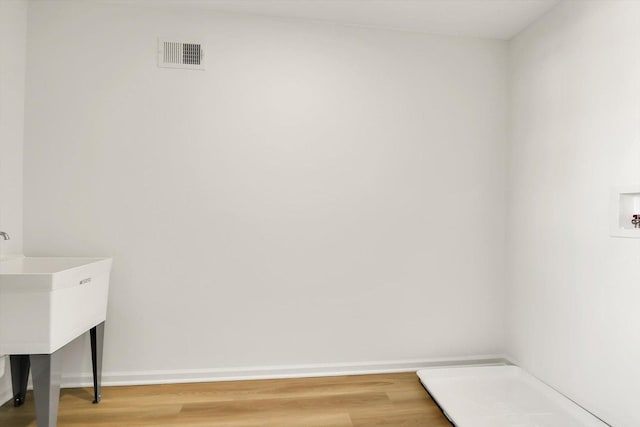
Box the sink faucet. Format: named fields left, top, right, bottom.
left=0, top=231, right=9, bottom=240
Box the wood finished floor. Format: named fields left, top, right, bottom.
left=0, top=372, right=451, bottom=426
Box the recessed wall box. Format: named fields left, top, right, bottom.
left=610, top=185, right=640, bottom=238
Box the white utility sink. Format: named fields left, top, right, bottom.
left=0, top=257, right=112, bottom=354
left=0, top=256, right=112, bottom=426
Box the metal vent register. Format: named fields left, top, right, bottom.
left=158, top=39, right=204, bottom=70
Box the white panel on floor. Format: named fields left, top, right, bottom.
left=417, top=366, right=608, bottom=427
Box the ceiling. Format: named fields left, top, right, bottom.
left=153, top=0, right=560, bottom=40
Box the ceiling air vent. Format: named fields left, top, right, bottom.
left=158, top=39, right=205, bottom=70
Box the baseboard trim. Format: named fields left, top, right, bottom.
left=0, top=354, right=11, bottom=408
left=61, top=354, right=509, bottom=388
left=0, top=388, right=10, bottom=408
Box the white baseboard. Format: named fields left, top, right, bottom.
left=61, top=354, right=509, bottom=388
left=0, top=386, right=10, bottom=408
left=0, top=354, right=509, bottom=407
left=0, top=356, right=11, bottom=408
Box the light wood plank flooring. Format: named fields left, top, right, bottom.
left=0, top=372, right=451, bottom=426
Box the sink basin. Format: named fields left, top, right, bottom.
left=0, top=257, right=112, bottom=354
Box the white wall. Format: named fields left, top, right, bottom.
left=0, top=0, right=26, bottom=259
left=0, top=0, right=28, bottom=405
left=507, top=1, right=640, bottom=426
left=23, top=1, right=508, bottom=383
